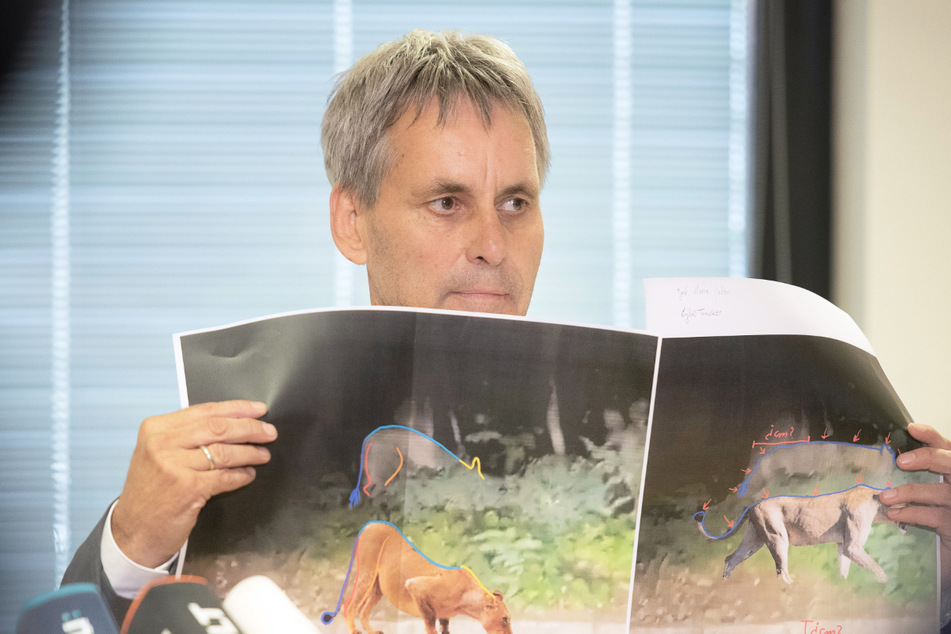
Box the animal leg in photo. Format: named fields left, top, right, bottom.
left=344, top=534, right=388, bottom=634
left=840, top=506, right=888, bottom=583
left=759, top=505, right=793, bottom=583
left=722, top=516, right=767, bottom=580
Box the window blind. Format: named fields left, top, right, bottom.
left=1, top=1, right=62, bottom=624
left=0, top=0, right=747, bottom=626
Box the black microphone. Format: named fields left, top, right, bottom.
left=17, top=582, right=120, bottom=634
left=222, top=575, right=318, bottom=633
left=121, top=576, right=245, bottom=634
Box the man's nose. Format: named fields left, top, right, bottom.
left=465, top=206, right=506, bottom=266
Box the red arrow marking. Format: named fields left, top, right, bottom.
left=762, top=488, right=769, bottom=499
left=853, top=430, right=861, bottom=442
left=725, top=515, right=734, bottom=528
left=821, top=430, right=830, bottom=439
left=885, top=432, right=891, bottom=444
left=856, top=469, right=864, bottom=484
left=703, top=499, right=711, bottom=511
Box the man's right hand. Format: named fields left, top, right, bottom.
left=110, top=400, right=277, bottom=568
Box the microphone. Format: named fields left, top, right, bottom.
left=222, top=575, right=318, bottom=634
left=121, top=576, right=244, bottom=634
left=17, top=582, right=120, bottom=634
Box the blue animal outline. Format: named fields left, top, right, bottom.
left=348, top=424, right=483, bottom=507
left=693, top=483, right=891, bottom=539
left=735, top=441, right=897, bottom=497
left=319, top=520, right=488, bottom=625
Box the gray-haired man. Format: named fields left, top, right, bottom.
left=63, top=29, right=552, bottom=622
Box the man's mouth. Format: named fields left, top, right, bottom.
left=443, top=289, right=516, bottom=313
left=452, top=289, right=506, bottom=298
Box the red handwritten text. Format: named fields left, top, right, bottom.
left=801, top=620, right=843, bottom=634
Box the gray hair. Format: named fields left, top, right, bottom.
left=321, top=29, right=550, bottom=207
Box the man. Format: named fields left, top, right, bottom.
left=63, top=29, right=951, bottom=627
left=62, top=28, right=548, bottom=621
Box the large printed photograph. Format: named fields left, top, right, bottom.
left=630, top=334, right=938, bottom=633
left=176, top=309, right=656, bottom=633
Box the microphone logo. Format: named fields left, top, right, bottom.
left=61, top=614, right=94, bottom=634
left=187, top=603, right=240, bottom=634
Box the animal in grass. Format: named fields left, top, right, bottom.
left=343, top=521, right=512, bottom=634
left=695, top=485, right=906, bottom=584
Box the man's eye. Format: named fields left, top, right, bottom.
left=430, top=197, right=456, bottom=213
left=500, top=197, right=527, bottom=213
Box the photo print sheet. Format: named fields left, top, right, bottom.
left=175, top=308, right=657, bottom=633
left=173, top=279, right=938, bottom=634
left=630, top=279, right=939, bottom=633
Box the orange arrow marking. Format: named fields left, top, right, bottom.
left=383, top=448, right=404, bottom=487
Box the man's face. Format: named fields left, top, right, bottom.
left=354, top=98, right=544, bottom=316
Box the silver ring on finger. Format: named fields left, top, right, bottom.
left=199, top=444, right=216, bottom=471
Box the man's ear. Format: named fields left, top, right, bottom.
left=329, top=184, right=368, bottom=265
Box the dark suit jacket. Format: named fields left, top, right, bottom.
left=61, top=510, right=134, bottom=625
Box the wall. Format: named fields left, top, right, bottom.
left=833, top=0, right=951, bottom=436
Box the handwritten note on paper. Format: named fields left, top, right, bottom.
left=643, top=278, right=875, bottom=355
left=672, top=279, right=731, bottom=325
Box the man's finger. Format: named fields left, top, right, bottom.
left=189, top=399, right=268, bottom=420
left=885, top=502, right=951, bottom=538
left=138, top=401, right=271, bottom=449
left=192, top=443, right=271, bottom=472
left=189, top=415, right=278, bottom=447
left=907, top=422, right=951, bottom=451
left=208, top=466, right=259, bottom=495
left=896, top=446, right=951, bottom=475
left=881, top=481, right=951, bottom=507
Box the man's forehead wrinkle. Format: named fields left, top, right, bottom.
left=499, top=181, right=540, bottom=200
left=412, top=180, right=471, bottom=200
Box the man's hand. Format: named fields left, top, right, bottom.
left=879, top=422, right=951, bottom=592
left=111, top=400, right=277, bottom=568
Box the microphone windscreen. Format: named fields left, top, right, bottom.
left=17, top=582, right=120, bottom=634
left=223, top=576, right=318, bottom=634
left=121, top=576, right=244, bottom=634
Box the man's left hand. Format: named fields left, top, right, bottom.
left=880, top=422, right=951, bottom=592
